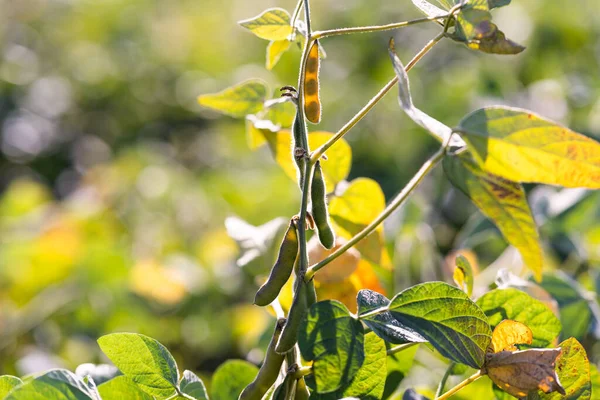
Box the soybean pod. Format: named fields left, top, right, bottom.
left=239, top=318, right=286, bottom=400
left=310, top=161, right=335, bottom=249
left=273, top=373, right=297, bottom=400
left=292, top=108, right=307, bottom=188
left=254, top=220, right=298, bottom=306
left=275, top=279, right=308, bottom=354
left=295, top=377, right=310, bottom=400
left=305, top=278, right=317, bottom=309
left=304, top=40, right=322, bottom=124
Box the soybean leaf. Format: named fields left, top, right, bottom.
left=0, top=376, right=23, bottom=398
left=298, top=300, right=365, bottom=393
left=5, top=369, right=95, bottom=400
left=443, top=153, right=543, bottom=280
left=454, top=254, right=474, bottom=296
left=267, top=131, right=352, bottom=193
left=198, top=80, right=268, bottom=118
left=238, top=8, right=293, bottom=41
left=266, top=40, right=291, bottom=70
left=457, top=106, right=600, bottom=188
left=461, top=24, right=525, bottom=54
left=389, top=282, right=492, bottom=368
left=310, top=333, right=387, bottom=400
left=530, top=338, right=591, bottom=400
left=180, top=370, right=208, bottom=400
left=534, top=273, right=594, bottom=341
left=210, top=360, right=258, bottom=400
left=488, top=0, right=511, bottom=9
left=388, top=39, right=465, bottom=147
left=411, top=0, right=447, bottom=19
left=357, top=289, right=427, bottom=344
left=590, top=364, right=600, bottom=399
left=97, top=376, right=154, bottom=400
left=98, top=333, right=179, bottom=397
left=477, top=289, right=561, bottom=348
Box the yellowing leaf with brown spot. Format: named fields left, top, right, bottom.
left=444, top=152, right=543, bottom=280
left=267, top=131, right=352, bottom=193
left=238, top=8, right=293, bottom=41
left=458, top=106, right=600, bottom=188
left=491, top=320, right=533, bottom=353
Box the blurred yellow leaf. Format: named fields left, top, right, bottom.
left=266, top=40, right=291, bottom=70
left=459, top=107, right=600, bottom=188
left=238, top=8, right=293, bottom=41
left=130, top=260, right=188, bottom=305
left=329, top=178, right=385, bottom=235
left=491, top=320, right=533, bottom=353
left=198, top=79, right=268, bottom=118
left=268, top=131, right=352, bottom=193
left=309, top=236, right=360, bottom=284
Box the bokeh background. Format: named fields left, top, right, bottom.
left=1, top=0, right=600, bottom=393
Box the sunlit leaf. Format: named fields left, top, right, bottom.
left=484, top=348, right=564, bottom=398
left=266, top=40, right=291, bottom=70
left=0, top=376, right=23, bottom=398
left=453, top=254, right=474, bottom=296
left=98, top=376, right=153, bottom=400
left=477, top=289, right=561, bottom=348
left=238, top=8, right=293, bottom=41
left=532, top=338, right=591, bottom=400
left=389, top=282, right=492, bottom=368
left=98, top=333, right=179, bottom=397
left=444, top=152, right=543, bottom=280
left=5, top=370, right=96, bottom=400
left=457, top=106, right=600, bottom=188
left=309, top=333, right=387, bottom=400
left=298, top=300, right=365, bottom=393
left=436, top=0, right=495, bottom=40
left=267, top=131, right=352, bottom=193
left=464, top=24, right=525, bottom=54
left=210, top=360, right=258, bottom=400
left=198, top=80, right=268, bottom=118
left=357, top=289, right=427, bottom=344
left=309, top=236, right=360, bottom=284
left=490, top=320, right=532, bottom=353
left=589, top=364, right=600, bottom=399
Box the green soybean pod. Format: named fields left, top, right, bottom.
left=310, top=161, right=335, bottom=249
left=254, top=220, right=298, bottom=306
left=305, top=278, right=317, bottom=309
left=292, top=108, right=306, bottom=188
left=273, top=373, right=296, bottom=400
left=239, top=319, right=286, bottom=400
left=275, top=280, right=308, bottom=354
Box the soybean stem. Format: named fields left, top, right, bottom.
left=312, top=14, right=450, bottom=40
left=306, top=136, right=450, bottom=280
left=386, top=342, right=419, bottom=356
left=435, top=363, right=456, bottom=398
left=291, top=0, right=304, bottom=30
left=309, top=31, right=445, bottom=164
left=435, top=371, right=482, bottom=400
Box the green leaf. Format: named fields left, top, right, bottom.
left=5, top=369, right=95, bottom=400
left=298, top=300, right=365, bottom=393
left=388, top=282, right=492, bottom=369
left=97, top=376, right=153, bottom=400
left=437, top=0, right=494, bottom=41
left=532, top=338, right=591, bottom=400
left=180, top=370, right=208, bottom=400
left=462, top=24, right=525, bottom=54
left=535, top=273, right=592, bottom=340
left=310, top=333, right=387, bottom=400
left=590, top=364, right=600, bottom=399
left=443, top=153, right=543, bottom=280
left=457, top=106, right=600, bottom=188
left=383, top=344, right=419, bottom=399
left=238, top=8, right=293, bottom=41
left=0, top=376, right=23, bottom=398
left=476, top=289, right=561, bottom=348
left=198, top=80, right=268, bottom=118
left=357, top=289, right=427, bottom=344
left=488, top=0, right=511, bottom=9
left=98, top=333, right=179, bottom=397
left=454, top=255, right=474, bottom=296
left=266, top=40, right=291, bottom=70
left=210, top=360, right=258, bottom=400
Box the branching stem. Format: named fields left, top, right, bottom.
left=436, top=362, right=456, bottom=398
left=386, top=342, right=419, bottom=356
left=309, top=31, right=445, bottom=164
left=435, top=371, right=483, bottom=400
left=312, top=14, right=450, bottom=40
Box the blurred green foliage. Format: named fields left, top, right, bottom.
left=0, top=0, right=599, bottom=390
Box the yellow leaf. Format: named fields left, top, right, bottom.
left=484, top=347, right=564, bottom=398
left=238, top=8, right=293, bottom=41
left=267, top=131, right=352, bottom=193
left=453, top=254, right=475, bottom=296
left=459, top=106, right=600, bottom=188
left=444, top=153, right=543, bottom=280
left=198, top=79, right=268, bottom=118
left=130, top=259, right=188, bottom=305
left=329, top=178, right=386, bottom=235
left=266, top=39, right=291, bottom=70
left=309, top=236, right=360, bottom=284
left=490, top=320, right=533, bottom=353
